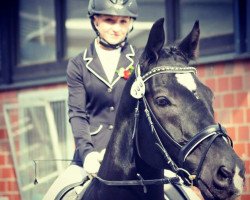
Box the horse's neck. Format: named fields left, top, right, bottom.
left=97, top=148, right=164, bottom=200
left=98, top=121, right=136, bottom=179
left=98, top=95, right=163, bottom=180
left=135, top=154, right=164, bottom=178
left=89, top=89, right=164, bottom=199
left=99, top=130, right=163, bottom=181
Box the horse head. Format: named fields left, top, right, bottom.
left=134, top=18, right=245, bottom=200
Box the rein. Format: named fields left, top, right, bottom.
left=95, top=174, right=180, bottom=193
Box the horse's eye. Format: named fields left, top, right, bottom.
left=155, top=96, right=171, bottom=107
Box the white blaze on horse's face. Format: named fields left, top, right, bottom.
left=175, top=73, right=197, bottom=96
left=234, top=165, right=244, bottom=194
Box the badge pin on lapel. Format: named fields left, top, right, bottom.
left=130, top=65, right=145, bottom=99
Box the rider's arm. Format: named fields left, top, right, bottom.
left=67, top=57, right=94, bottom=165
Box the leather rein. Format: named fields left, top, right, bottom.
left=95, top=65, right=233, bottom=192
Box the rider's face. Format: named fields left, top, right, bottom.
left=94, top=15, right=132, bottom=46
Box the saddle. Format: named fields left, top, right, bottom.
left=55, top=177, right=91, bottom=200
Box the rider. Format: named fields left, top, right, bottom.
left=43, top=0, right=139, bottom=199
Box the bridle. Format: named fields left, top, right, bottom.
left=131, top=64, right=233, bottom=185
left=95, top=64, right=233, bottom=195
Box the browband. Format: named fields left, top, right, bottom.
left=142, top=65, right=197, bottom=82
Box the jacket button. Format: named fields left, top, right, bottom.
left=109, top=106, right=115, bottom=112
left=108, top=125, right=114, bottom=130
left=107, top=88, right=112, bottom=93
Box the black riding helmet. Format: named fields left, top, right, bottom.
left=88, top=0, right=138, bottom=49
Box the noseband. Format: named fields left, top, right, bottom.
left=131, top=65, right=233, bottom=185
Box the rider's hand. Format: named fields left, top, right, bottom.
left=83, top=149, right=106, bottom=176
left=83, top=151, right=100, bottom=175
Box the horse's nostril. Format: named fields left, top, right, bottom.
left=213, top=166, right=233, bottom=189
left=219, top=166, right=233, bottom=179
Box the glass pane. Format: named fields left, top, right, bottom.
left=4, top=99, right=73, bottom=199
left=130, top=0, right=166, bottom=49
left=65, top=0, right=166, bottom=58
left=179, top=0, right=234, bottom=39
left=65, top=0, right=92, bottom=58
left=18, top=0, right=56, bottom=66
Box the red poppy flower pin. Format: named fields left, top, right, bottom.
left=116, top=65, right=134, bottom=80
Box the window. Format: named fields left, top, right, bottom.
left=8, top=0, right=67, bottom=84
left=179, top=0, right=234, bottom=56
left=179, top=0, right=234, bottom=39
left=129, top=0, right=166, bottom=49
left=3, top=89, right=74, bottom=199
left=65, top=0, right=94, bottom=58
left=18, top=0, right=56, bottom=66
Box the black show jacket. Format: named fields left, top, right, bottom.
left=67, top=41, right=140, bottom=166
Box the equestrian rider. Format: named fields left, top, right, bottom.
left=43, top=0, right=140, bottom=199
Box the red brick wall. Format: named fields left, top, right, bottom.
left=0, top=90, right=20, bottom=200
left=198, top=59, right=250, bottom=200
left=0, top=60, right=249, bottom=199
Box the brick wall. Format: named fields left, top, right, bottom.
left=197, top=59, right=250, bottom=200
left=0, top=91, right=20, bottom=200
left=0, top=60, right=249, bottom=199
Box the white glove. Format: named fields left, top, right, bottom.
left=98, top=149, right=106, bottom=163
left=83, top=149, right=106, bottom=175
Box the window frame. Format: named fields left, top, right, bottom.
left=6, top=0, right=67, bottom=85
left=234, top=0, right=250, bottom=54
left=0, top=1, right=15, bottom=85
left=247, top=0, right=250, bottom=52
left=166, top=0, right=237, bottom=57
left=0, top=0, right=250, bottom=88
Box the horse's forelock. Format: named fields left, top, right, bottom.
left=164, top=46, right=190, bottom=64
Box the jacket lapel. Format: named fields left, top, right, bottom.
left=111, top=44, right=136, bottom=87
left=83, top=42, right=111, bottom=87
left=83, top=41, right=136, bottom=88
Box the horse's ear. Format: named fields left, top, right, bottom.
left=141, top=18, right=165, bottom=65
left=178, top=20, right=200, bottom=60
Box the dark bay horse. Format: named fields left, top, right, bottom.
left=81, top=18, right=245, bottom=200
